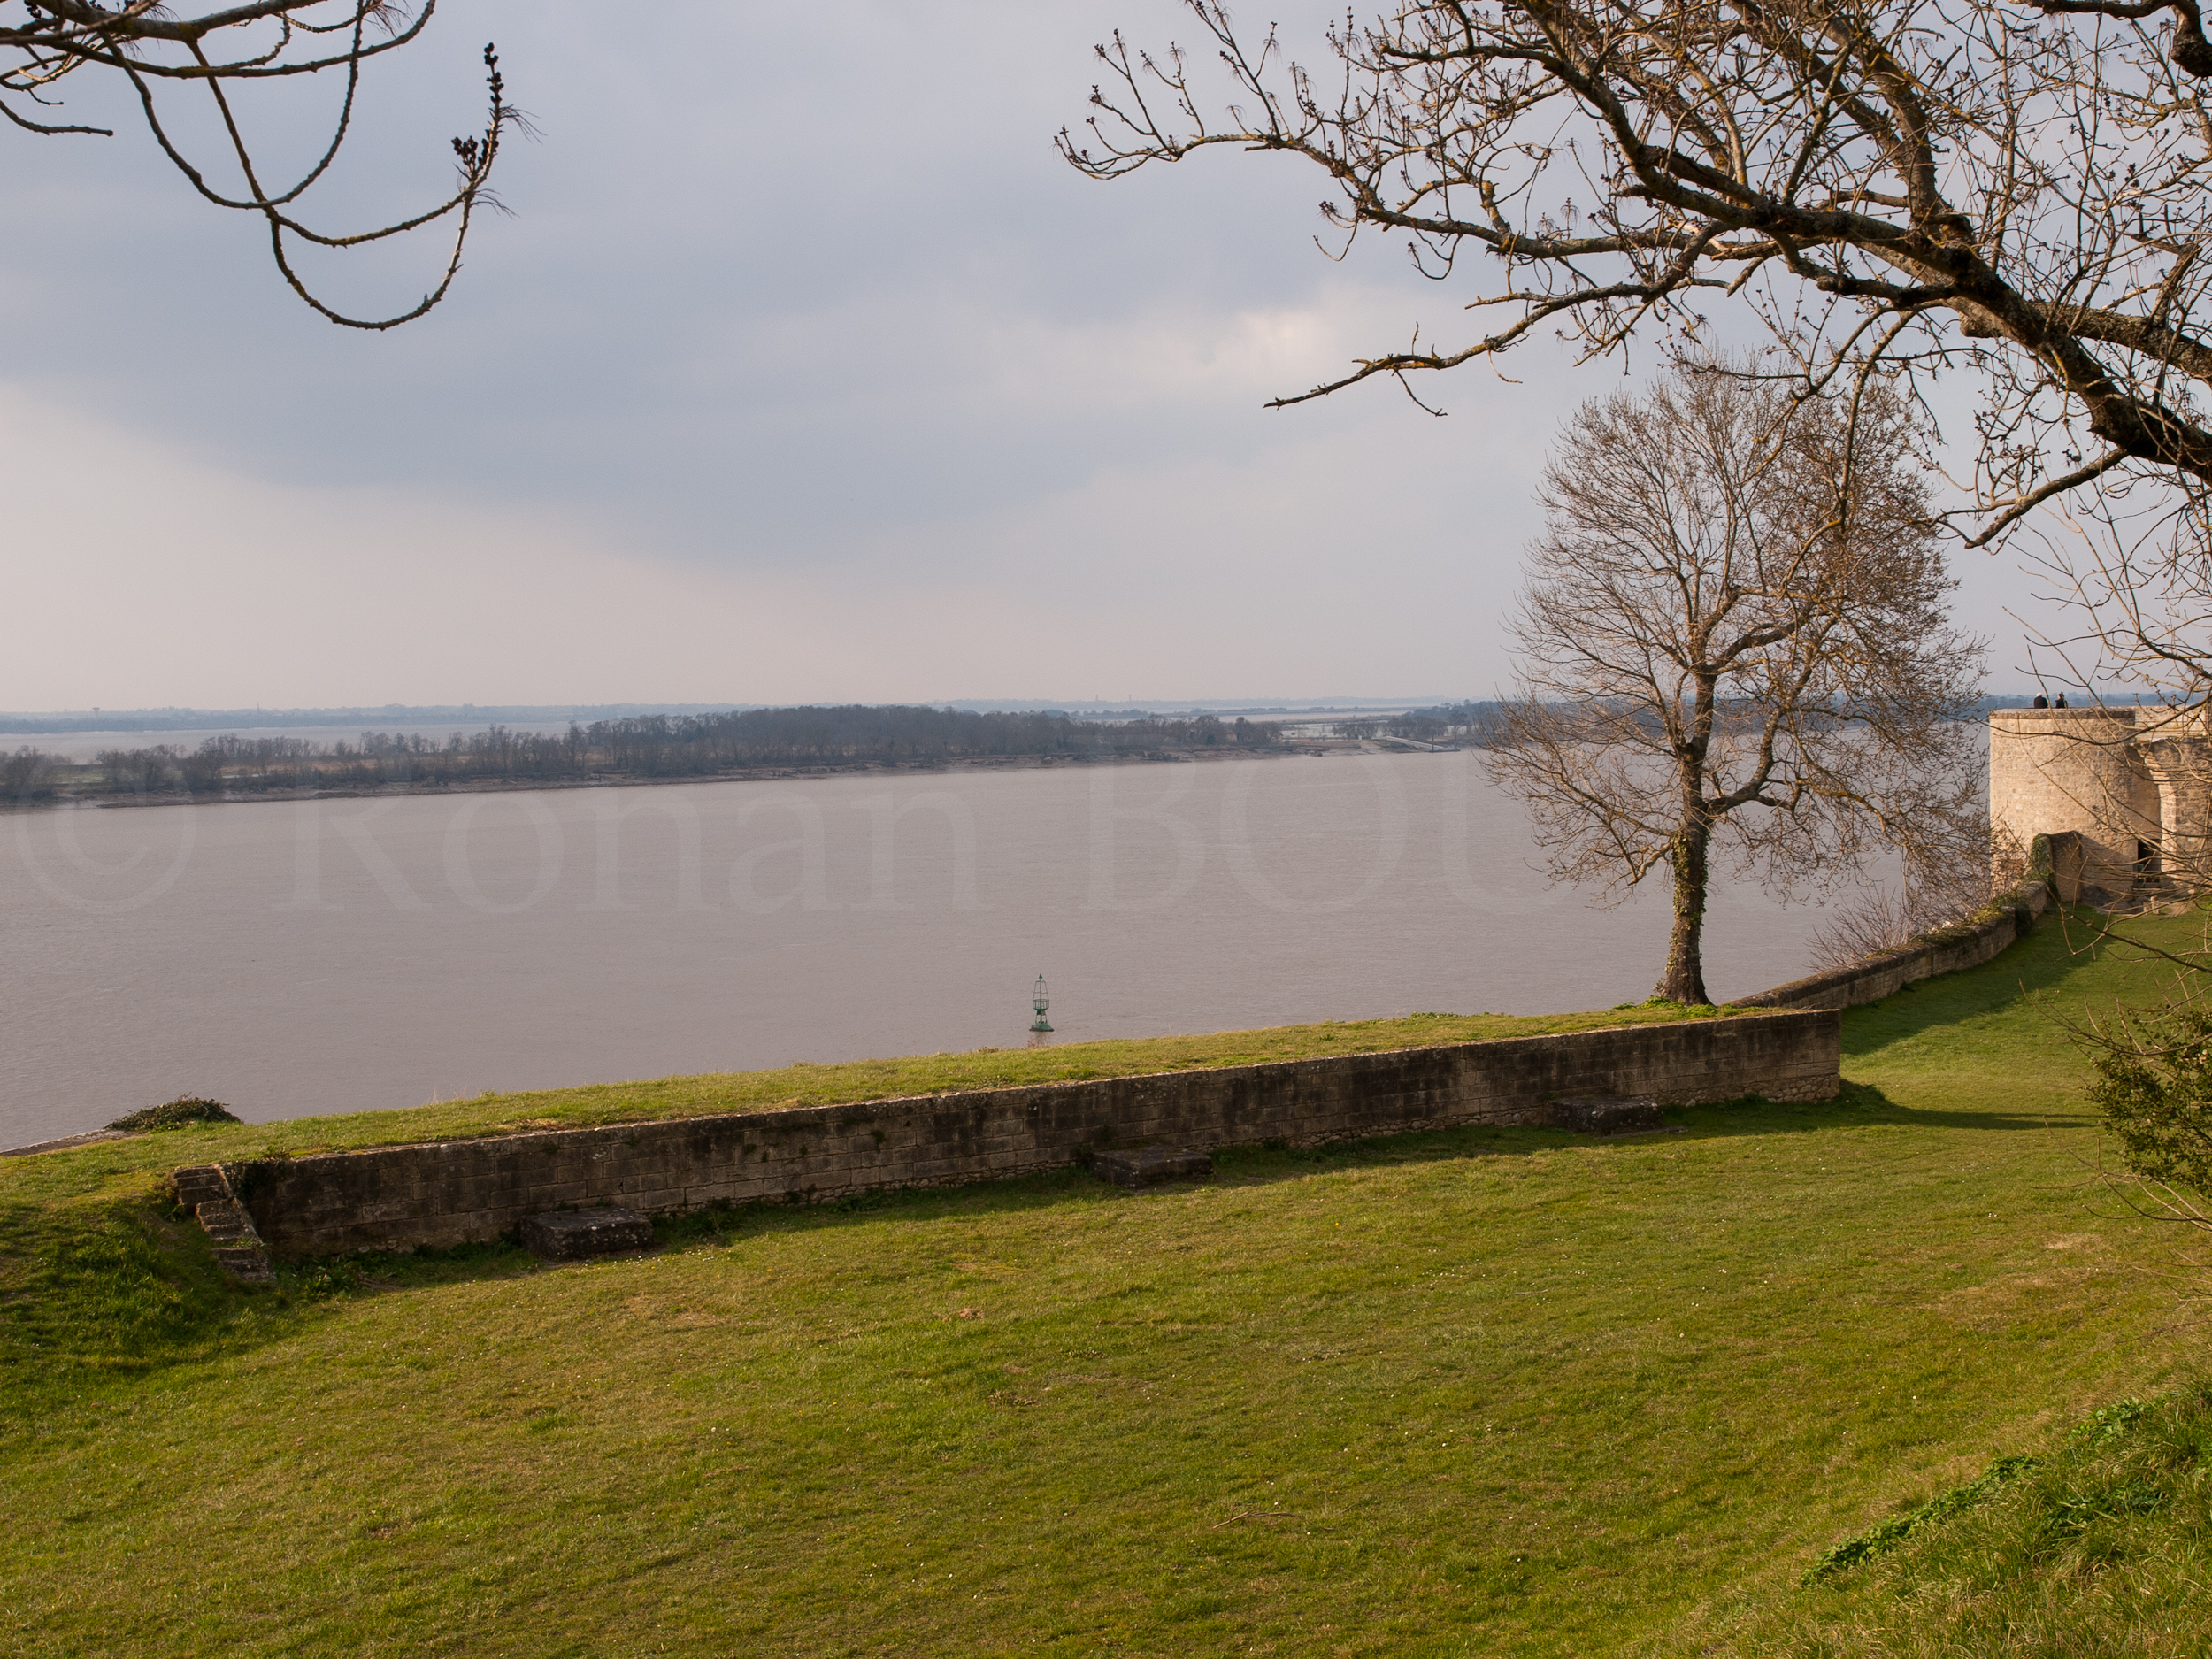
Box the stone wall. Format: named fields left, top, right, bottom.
left=1730, top=880, right=2048, bottom=1011
left=2041, top=832, right=2088, bottom=905
left=223, top=1010, right=1840, bottom=1256
left=1989, top=708, right=2160, bottom=897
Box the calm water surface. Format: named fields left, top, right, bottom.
left=1, top=754, right=1839, bottom=1142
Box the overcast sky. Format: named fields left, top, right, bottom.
left=1, top=0, right=2041, bottom=712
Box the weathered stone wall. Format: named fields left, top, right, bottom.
left=2043, top=831, right=2088, bottom=905
left=1729, top=881, right=2049, bottom=1011
left=1990, top=709, right=2159, bottom=897
left=225, top=1010, right=1840, bottom=1256
left=2146, top=734, right=2212, bottom=887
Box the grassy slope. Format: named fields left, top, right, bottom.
left=1745, top=1386, right=2212, bottom=1655
left=2, top=914, right=2206, bottom=1656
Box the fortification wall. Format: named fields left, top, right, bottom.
left=2145, top=735, right=2212, bottom=883
left=1990, top=709, right=2159, bottom=896
left=222, top=1010, right=1840, bottom=1256
left=1730, top=880, right=2048, bottom=1010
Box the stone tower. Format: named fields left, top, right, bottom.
left=1987, top=706, right=2200, bottom=901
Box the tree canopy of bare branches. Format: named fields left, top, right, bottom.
left=2, top=2, right=512, bottom=327
left=1485, top=367, right=1985, bottom=1002
left=1061, top=0, right=2212, bottom=543
left=2020, top=475, right=2212, bottom=714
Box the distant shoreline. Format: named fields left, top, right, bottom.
left=6, top=703, right=1389, bottom=812
left=2, top=741, right=1394, bottom=814
left=0, top=697, right=1455, bottom=736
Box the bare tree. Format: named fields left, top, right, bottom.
left=4, top=2, right=513, bottom=327
left=1060, top=0, right=2212, bottom=543
left=1485, top=367, right=1985, bottom=1002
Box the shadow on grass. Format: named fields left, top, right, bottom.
left=1838, top=903, right=2151, bottom=1063
left=0, top=1184, right=321, bottom=1425
left=331, top=1080, right=2078, bottom=1300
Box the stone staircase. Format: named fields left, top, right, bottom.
left=172, top=1164, right=275, bottom=1284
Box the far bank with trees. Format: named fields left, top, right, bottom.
left=2, top=706, right=1284, bottom=806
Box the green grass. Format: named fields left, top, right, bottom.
left=1743, top=1387, right=2212, bottom=1655
left=4, top=911, right=2208, bottom=1655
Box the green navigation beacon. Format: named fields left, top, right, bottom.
left=1030, top=975, right=1053, bottom=1034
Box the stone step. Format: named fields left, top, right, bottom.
left=196, top=1198, right=261, bottom=1246
left=172, top=1169, right=276, bottom=1283
left=522, top=1208, right=656, bottom=1262
left=1548, top=1095, right=1665, bottom=1136
left=1091, top=1145, right=1215, bottom=1189
left=171, top=1164, right=231, bottom=1210
left=213, top=1247, right=276, bottom=1285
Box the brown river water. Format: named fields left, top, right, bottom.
left=0, top=752, right=1838, bottom=1143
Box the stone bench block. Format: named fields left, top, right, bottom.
left=521, top=1208, right=655, bottom=1261
left=1548, top=1094, right=1665, bottom=1136
left=1092, top=1146, right=1215, bottom=1189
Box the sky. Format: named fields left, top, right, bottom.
left=0, top=0, right=2043, bottom=712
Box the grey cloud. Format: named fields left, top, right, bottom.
left=0, top=0, right=2035, bottom=704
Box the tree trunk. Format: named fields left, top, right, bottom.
left=1655, top=824, right=1712, bottom=1004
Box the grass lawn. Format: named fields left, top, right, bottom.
left=4, top=910, right=2208, bottom=1655
left=1748, top=1383, right=2212, bottom=1655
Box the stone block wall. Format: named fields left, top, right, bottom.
left=2146, top=735, right=2212, bottom=887
left=224, top=1010, right=1840, bottom=1256
left=1989, top=709, right=2159, bottom=897
left=1730, top=881, right=2047, bottom=1011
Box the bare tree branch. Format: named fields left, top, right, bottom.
left=1061, top=0, right=2212, bottom=534
left=2, top=2, right=512, bottom=328
left=1964, top=451, right=2132, bottom=549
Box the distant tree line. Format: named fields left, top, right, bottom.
left=1396, top=703, right=1502, bottom=741
left=2, top=749, right=57, bottom=800
left=0, top=703, right=749, bottom=735
left=1393, top=693, right=2001, bottom=749
left=7, top=706, right=1281, bottom=802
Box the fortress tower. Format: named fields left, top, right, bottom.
left=1987, top=706, right=2200, bottom=901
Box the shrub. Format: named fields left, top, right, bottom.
left=1808, top=1454, right=2042, bottom=1578
left=2085, top=1008, right=2212, bottom=1196
left=107, top=1096, right=243, bottom=1133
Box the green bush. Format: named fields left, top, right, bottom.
left=106, top=1096, right=242, bottom=1133
left=2085, top=1008, right=2212, bottom=1194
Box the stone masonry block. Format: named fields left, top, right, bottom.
left=522, top=1208, right=656, bottom=1261
left=1548, top=1095, right=1665, bottom=1136
left=1091, top=1147, right=1215, bottom=1189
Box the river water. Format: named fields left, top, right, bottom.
left=0, top=753, right=1842, bottom=1143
